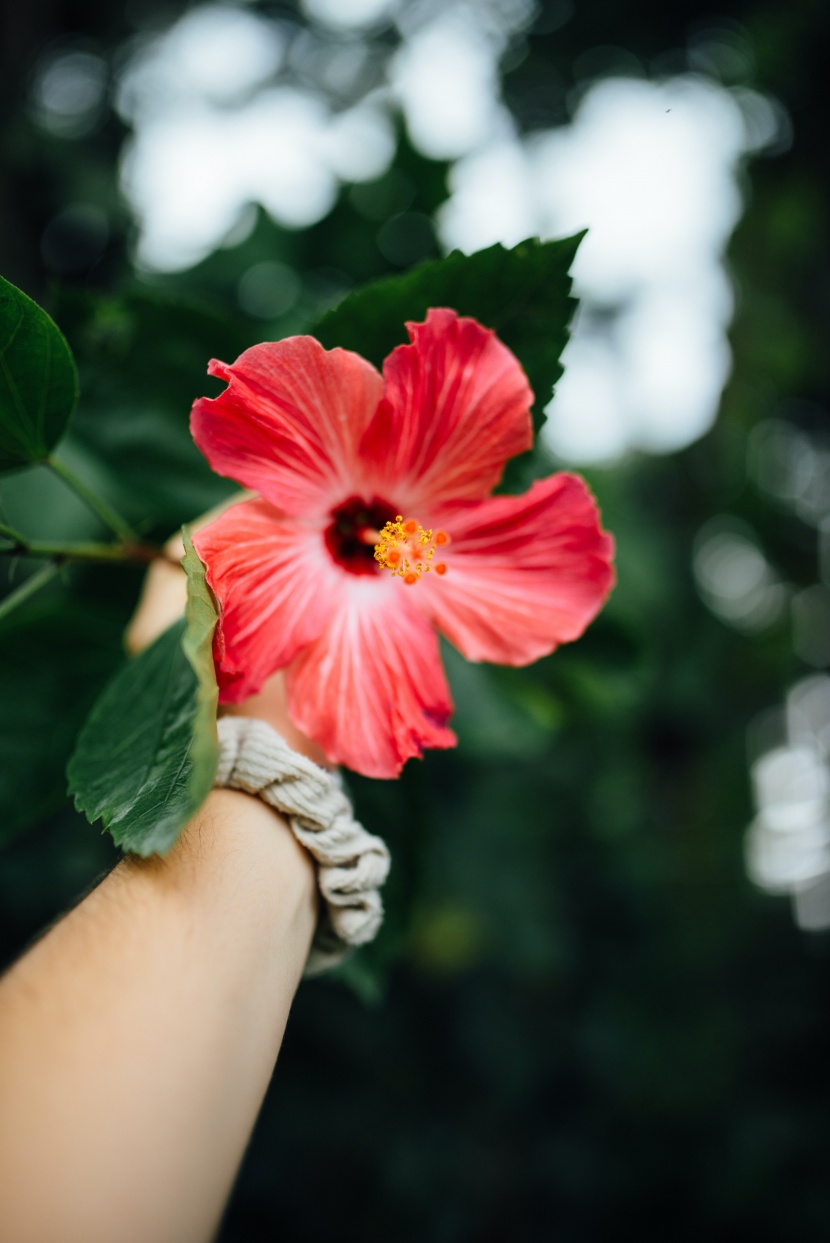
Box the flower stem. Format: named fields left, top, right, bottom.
left=0, top=562, right=62, bottom=624
left=47, top=454, right=137, bottom=541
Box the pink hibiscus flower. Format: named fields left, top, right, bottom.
left=191, top=308, right=614, bottom=779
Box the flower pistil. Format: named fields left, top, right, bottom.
left=374, top=516, right=450, bottom=585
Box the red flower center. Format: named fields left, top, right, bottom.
left=324, top=495, right=398, bottom=576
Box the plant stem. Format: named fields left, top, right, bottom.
left=0, top=563, right=61, bottom=623
left=0, top=524, right=162, bottom=565
left=0, top=520, right=27, bottom=545
left=29, top=540, right=160, bottom=563
left=47, top=454, right=137, bottom=541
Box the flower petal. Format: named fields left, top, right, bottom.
left=286, top=581, right=456, bottom=778
left=193, top=498, right=343, bottom=703
left=191, top=337, right=384, bottom=517
left=359, top=308, right=533, bottom=510
left=416, top=474, right=615, bottom=664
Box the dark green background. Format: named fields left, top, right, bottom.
left=1, top=1, right=829, bottom=1239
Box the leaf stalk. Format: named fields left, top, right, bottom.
left=47, top=454, right=137, bottom=541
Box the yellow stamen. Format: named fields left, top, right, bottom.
left=374, top=515, right=450, bottom=583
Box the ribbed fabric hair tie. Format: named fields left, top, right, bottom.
left=214, top=716, right=390, bottom=975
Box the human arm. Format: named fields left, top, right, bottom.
left=0, top=556, right=319, bottom=1243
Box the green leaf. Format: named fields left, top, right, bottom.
left=67, top=535, right=219, bottom=856
left=0, top=275, right=79, bottom=471
left=313, top=235, right=584, bottom=429
left=180, top=527, right=221, bottom=807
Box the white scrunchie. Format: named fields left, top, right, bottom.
left=214, top=716, right=390, bottom=975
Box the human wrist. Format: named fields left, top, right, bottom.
left=213, top=717, right=391, bottom=973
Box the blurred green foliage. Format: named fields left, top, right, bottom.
left=1, top=1, right=829, bottom=1240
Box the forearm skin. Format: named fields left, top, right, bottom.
left=0, top=788, right=317, bottom=1243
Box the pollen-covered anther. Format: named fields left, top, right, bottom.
left=374, top=515, right=450, bottom=582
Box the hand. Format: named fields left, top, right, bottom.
left=125, top=528, right=329, bottom=766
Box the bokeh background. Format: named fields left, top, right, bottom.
left=2, top=0, right=830, bottom=1238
